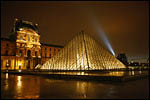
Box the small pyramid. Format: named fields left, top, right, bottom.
left=40, top=31, right=126, bottom=70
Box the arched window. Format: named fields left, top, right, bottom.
left=19, top=50, right=22, bottom=56
left=6, top=43, right=9, bottom=47
left=20, top=35, right=23, bottom=40
left=27, top=50, right=31, bottom=57
left=45, top=48, right=47, bottom=57
left=35, top=51, right=38, bottom=57
left=28, top=35, right=30, bottom=41
left=35, top=37, right=37, bottom=42
left=13, top=51, right=16, bottom=56
left=49, top=54, right=51, bottom=58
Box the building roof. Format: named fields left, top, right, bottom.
left=1, top=37, right=15, bottom=42
left=1, top=38, right=63, bottom=48
left=14, top=19, right=39, bottom=34
left=41, top=43, right=64, bottom=48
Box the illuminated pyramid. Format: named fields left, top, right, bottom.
left=40, top=31, right=126, bottom=70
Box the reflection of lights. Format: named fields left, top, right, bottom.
left=131, top=71, right=135, bottom=75
left=76, top=82, right=87, bottom=98
left=4, top=80, right=9, bottom=90
left=24, top=95, right=40, bottom=99
left=17, top=76, right=22, bottom=87
left=77, top=72, right=89, bottom=75
left=16, top=76, right=22, bottom=95
left=19, top=70, right=22, bottom=72
left=6, top=73, right=8, bottom=79
left=77, top=72, right=82, bottom=75
left=109, top=71, right=124, bottom=76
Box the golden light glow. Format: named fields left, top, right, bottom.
left=108, top=71, right=125, bottom=76
left=40, top=32, right=126, bottom=70
left=6, top=73, right=8, bottom=79
left=76, top=82, right=88, bottom=99
left=16, top=76, right=22, bottom=95
left=16, top=28, right=41, bottom=51
left=17, top=76, right=22, bottom=87
left=18, top=63, right=21, bottom=66
left=77, top=72, right=86, bottom=75
left=19, top=28, right=23, bottom=31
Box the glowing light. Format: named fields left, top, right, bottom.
left=89, top=13, right=115, bottom=56
left=19, top=70, right=21, bottom=72
left=17, top=76, right=22, bottom=93
left=19, top=63, right=21, bottom=66
left=6, top=63, right=9, bottom=66
left=77, top=72, right=85, bottom=75
left=17, top=76, right=22, bottom=85
left=131, top=71, right=135, bottom=75
left=6, top=73, right=8, bottom=79
left=96, top=26, right=115, bottom=56
left=19, top=28, right=23, bottom=31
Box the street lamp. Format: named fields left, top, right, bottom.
left=6, top=63, right=9, bottom=72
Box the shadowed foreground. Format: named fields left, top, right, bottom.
left=1, top=73, right=149, bottom=99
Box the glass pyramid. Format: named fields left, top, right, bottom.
left=40, top=31, right=126, bottom=70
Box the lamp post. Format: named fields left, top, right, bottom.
left=6, top=63, right=9, bottom=72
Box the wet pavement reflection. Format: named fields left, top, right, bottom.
left=1, top=71, right=149, bottom=99
left=35, top=70, right=149, bottom=76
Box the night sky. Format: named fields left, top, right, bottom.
left=1, top=1, right=149, bottom=61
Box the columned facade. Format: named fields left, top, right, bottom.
left=1, top=19, right=63, bottom=70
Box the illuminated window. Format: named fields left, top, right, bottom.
left=28, top=35, right=30, bottom=41
left=20, top=35, right=23, bottom=40
left=19, top=50, right=22, bottom=56
left=32, top=37, right=34, bottom=42
left=35, top=37, right=37, bottom=42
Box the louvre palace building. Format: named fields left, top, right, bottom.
left=1, top=19, right=63, bottom=70
left=1, top=19, right=126, bottom=71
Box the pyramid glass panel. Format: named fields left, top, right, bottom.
left=40, top=32, right=126, bottom=70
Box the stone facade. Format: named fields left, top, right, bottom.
left=1, top=19, right=63, bottom=70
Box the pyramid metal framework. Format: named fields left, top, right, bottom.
left=40, top=32, right=126, bottom=70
